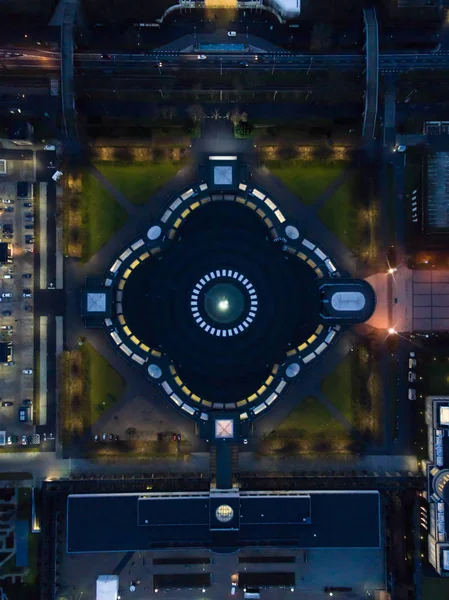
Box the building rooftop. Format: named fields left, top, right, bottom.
left=67, top=490, right=381, bottom=554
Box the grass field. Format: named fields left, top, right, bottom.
left=82, top=342, right=126, bottom=424
left=424, top=359, right=449, bottom=395
left=61, top=345, right=126, bottom=446
left=94, top=161, right=185, bottom=205
left=266, top=160, right=347, bottom=205
left=321, top=356, right=354, bottom=424
left=422, top=576, right=449, bottom=600
left=261, top=396, right=352, bottom=456
left=277, top=396, right=347, bottom=438
left=321, top=345, right=384, bottom=444
left=80, top=171, right=128, bottom=262
left=318, top=178, right=360, bottom=249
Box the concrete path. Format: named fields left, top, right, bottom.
left=313, top=388, right=359, bottom=437
left=311, top=167, right=353, bottom=212
left=88, top=163, right=138, bottom=215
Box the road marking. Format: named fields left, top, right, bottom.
left=56, top=223, right=63, bottom=289
left=39, top=183, right=47, bottom=290
left=39, top=316, right=48, bottom=426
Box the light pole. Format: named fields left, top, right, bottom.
left=220, top=57, right=222, bottom=76
left=271, top=58, right=275, bottom=75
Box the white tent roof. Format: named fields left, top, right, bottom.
left=96, top=575, right=119, bottom=600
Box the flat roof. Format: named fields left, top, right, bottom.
left=67, top=491, right=381, bottom=553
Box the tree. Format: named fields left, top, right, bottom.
left=229, top=108, right=241, bottom=126
left=187, top=104, right=205, bottom=123
left=235, top=120, right=252, bottom=137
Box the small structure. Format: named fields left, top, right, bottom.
left=0, top=242, right=11, bottom=264
left=96, top=575, right=119, bottom=600
left=81, top=278, right=112, bottom=327
left=0, top=342, right=12, bottom=364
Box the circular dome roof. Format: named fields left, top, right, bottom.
left=215, top=504, right=234, bottom=522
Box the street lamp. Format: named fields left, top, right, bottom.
left=388, top=327, right=397, bottom=335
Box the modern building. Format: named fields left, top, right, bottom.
left=425, top=396, right=449, bottom=575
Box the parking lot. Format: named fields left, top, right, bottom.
left=0, top=181, right=36, bottom=447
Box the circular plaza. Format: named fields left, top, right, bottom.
left=85, top=172, right=376, bottom=424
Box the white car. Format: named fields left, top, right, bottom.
left=1, top=293, right=12, bottom=298
left=197, top=55, right=206, bottom=60
left=228, top=31, right=237, bottom=37
left=21, top=369, right=33, bottom=375
left=52, top=170, right=63, bottom=182
left=44, top=145, right=56, bottom=151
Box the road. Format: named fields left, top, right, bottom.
left=3, top=46, right=449, bottom=76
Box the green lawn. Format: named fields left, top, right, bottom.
left=321, top=356, right=354, bottom=424
left=82, top=343, right=126, bottom=424
left=277, top=396, right=348, bottom=439
left=266, top=160, right=347, bottom=205
left=425, top=360, right=449, bottom=395
left=422, top=576, right=449, bottom=600
left=94, top=161, right=184, bottom=205
left=81, top=171, right=128, bottom=262
left=318, top=178, right=360, bottom=249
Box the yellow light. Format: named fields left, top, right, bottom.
left=388, top=328, right=397, bottom=335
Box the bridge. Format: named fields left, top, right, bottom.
left=362, top=7, right=379, bottom=141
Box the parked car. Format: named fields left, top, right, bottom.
left=197, top=54, right=207, bottom=60
left=44, top=144, right=56, bottom=151
left=25, top=248, right=33, bottom=253
left=25, top=239, right=34, bottom=244
left=408, top=388, right=416, bottom=400
left=228, top=31, right=237, bottom=37
left=52, top=170, right=64, bottom=182
left=22, top=274, right=32, bottom=279
left=3, top=274, right=12, bottom=279
left=1, top=293, right=12, bottom=298
left=94, top=434, right=99, bottom=442
left=21, top=434, right=27, bottom=445
left=102, top=433, right=107, bottom=441
left=1, top=326, right=12, bottom=330
left=24, top=225, right=33, bottom=230
left=6, top=436, right=12, bottom=445
left=23, top=290, right=32, bottom=298
left=21, top=369, right=33, bottom=375
left=22, top=399, right=32, bottom=406
left=23, top=202, right=32, bottom=207
left=4, top=207, right=13, bottom=212
left=1, top=401, right=13, bottom=407
left=409, top=358, right=417, bottom=369
left=2, top=310, right=11, bottom=316
left=408, top=371, right=416, bottom=382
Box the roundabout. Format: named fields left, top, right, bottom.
left=84, top=175, right=376, bottom=425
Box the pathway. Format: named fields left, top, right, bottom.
left=313, top=388, right=359, bottom=438
left=88, top=163, right=138, bottom=216
left=311, top=166, right=353, bottom=212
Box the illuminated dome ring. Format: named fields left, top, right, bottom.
left=190, top=270, right=258, bottom=336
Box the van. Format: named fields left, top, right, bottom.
left=408, top=388, right=416, bottom=401
left=244, top=590, right=260, bottom=600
